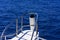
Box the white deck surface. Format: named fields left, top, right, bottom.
left=10, top=30, right=38, bottom=40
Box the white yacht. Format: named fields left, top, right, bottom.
left=0, top=13, right=46, bottom=40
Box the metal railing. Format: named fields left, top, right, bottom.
left=0, top=17, right=30, bottom=40
left=1, top=19, right=16, bottom=40
left=0, top=13, right=39, bottom=40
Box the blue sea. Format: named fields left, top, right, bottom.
left=0, top=0, right=60, bottom=40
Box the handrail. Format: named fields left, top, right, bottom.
left=0, top=24, right=30, bottom=38
left=0, top=13, right=39, bottom=40
left=20, top=16, right=24, bottom=32
left=1, top=19, right=16, bottom=39
left=0, top=16, right=23, bottom=39
left=16, top=18, right=18, bottom=36
left=5, top=36, right=6, bottom=40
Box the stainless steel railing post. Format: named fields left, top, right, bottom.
left=21, top=16, right=24, bottom=32
left=16, top=18, right=18, bottom=37
left=5, top=36, right=6, bottom=40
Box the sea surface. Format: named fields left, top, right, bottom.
left=0, top=0, right=60, bottom=40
